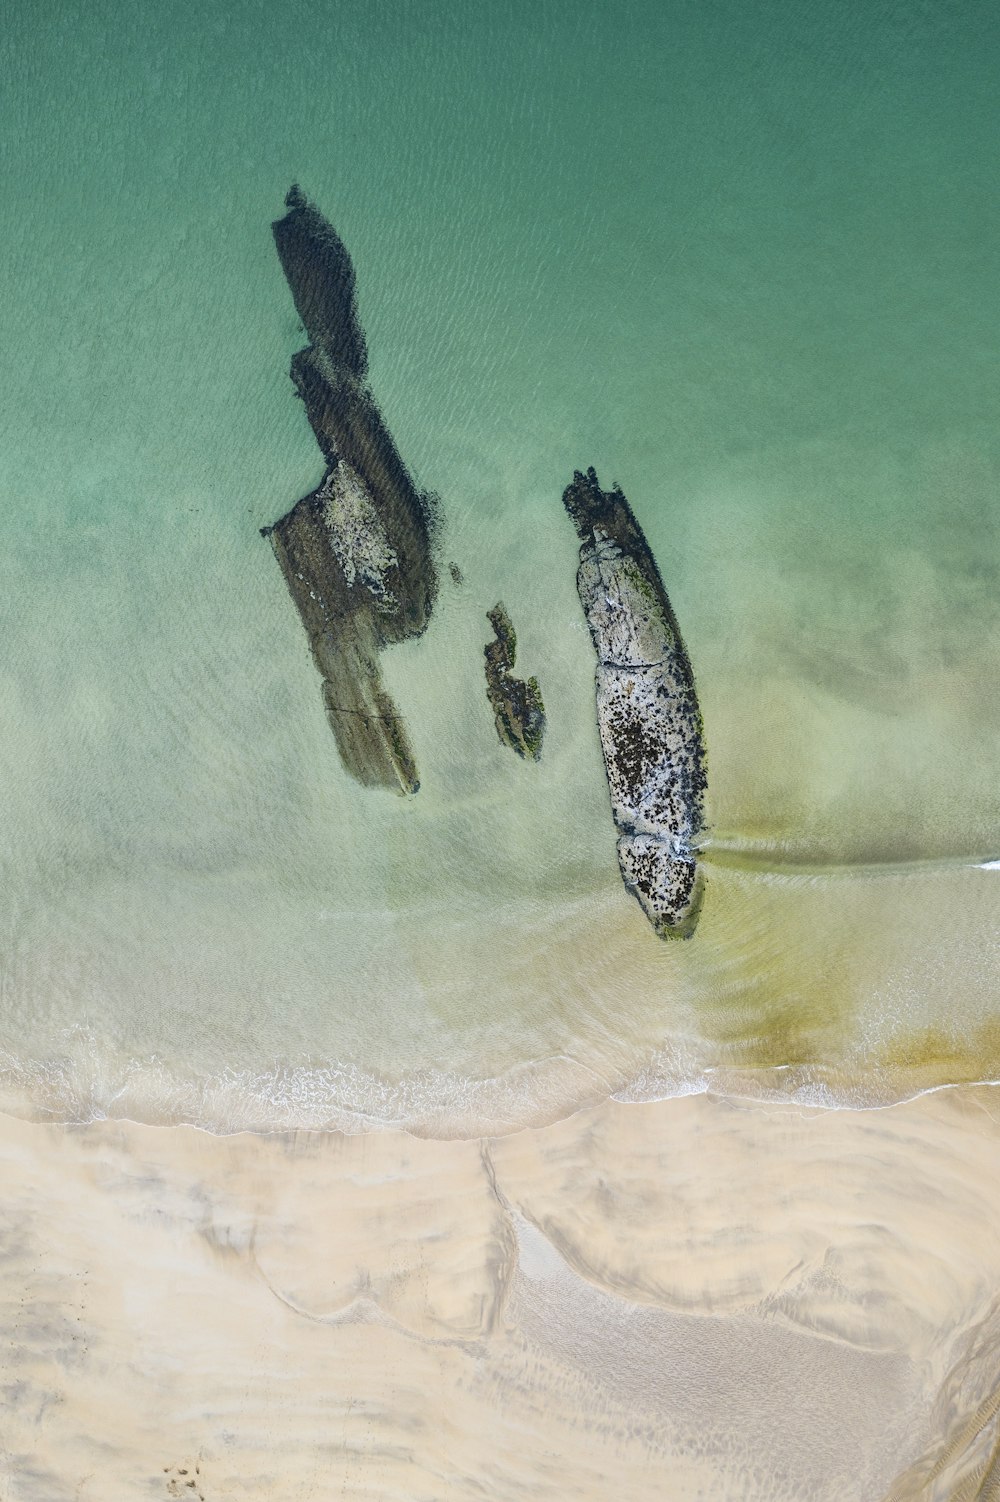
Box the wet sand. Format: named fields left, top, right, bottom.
left=4, top=1085, right=1000, bottom=1500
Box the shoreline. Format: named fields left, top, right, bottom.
left=3, top=853, right=997, bottom=1141
left=0, top=1054, right=999, bottom=1142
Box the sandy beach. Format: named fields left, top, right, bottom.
left=3, top=5, right=1000, bottom=1499
left=3, top=1084, right=999, bottom=1500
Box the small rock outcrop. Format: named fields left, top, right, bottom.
left=484, top=603, right=546, bottom=761
left=262, top=186, right=438, bottom=794
left=563, top=468, right=706, bottom=937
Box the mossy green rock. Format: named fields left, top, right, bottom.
left=484, top=603, right=546, bottom=762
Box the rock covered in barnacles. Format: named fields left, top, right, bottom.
left=483, top=602, right=546, bottom=761
left=563, top=467, right=706, bottom=937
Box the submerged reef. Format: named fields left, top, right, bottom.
left=263, top=186, right=438, bottom=794
left=483, top=603, right=546, bottom=761
left=563, top=468, right=706, bottom=938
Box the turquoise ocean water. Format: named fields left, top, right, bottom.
left=2, top=0, right=999, bottom=1132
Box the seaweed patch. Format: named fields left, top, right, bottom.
left=483, top=602, right=546, bottom=761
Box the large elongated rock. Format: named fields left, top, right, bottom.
left=563, top=468, right=706, bottom=937
left=263, top=187, right=438, bottom=793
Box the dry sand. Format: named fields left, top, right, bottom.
left=2, top=1086, right=999, bottom=1501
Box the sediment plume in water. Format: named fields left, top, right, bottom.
left=263, top=186, right=438, bottom=795
left=563, top=467, right=707, bottom=938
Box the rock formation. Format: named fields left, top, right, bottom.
left=484, top=603, right=546, bottom=761
left=563, top=468, right=706, bottom=937
left=262, top=186, right=438, bottom=794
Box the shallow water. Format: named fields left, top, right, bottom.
left=2, top=0, right=999, bottom=1133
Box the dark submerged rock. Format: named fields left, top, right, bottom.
left=563, top=467, right=706, bottom=937
left=484, top=603, right=546, bottom=761
left=265, top=188, right=438, bottom=794
left=272, top=184, right=368, bottom=380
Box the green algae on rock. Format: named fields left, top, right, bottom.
left=484, top=602, right=546, bottom=761
left=563, top=468, right=706, bottom=937
left=263, top=186, right=438, bottom=794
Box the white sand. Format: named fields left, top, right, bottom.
left=3, top=1086, right=1000, bottom=1499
